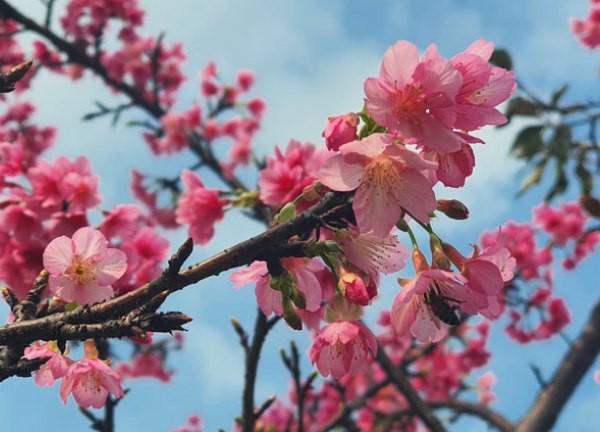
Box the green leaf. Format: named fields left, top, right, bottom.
left=511, top=125, right=545, bottom=159
left=506, top=97, right=541, bottom=119
left=548, top=124, right=571, bottom=162
left=490, top=48, right=513, bottom=71
left=549, top=84, right=569, bottom=107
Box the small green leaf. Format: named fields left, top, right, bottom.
left=511, top=125, right=545, bottom=160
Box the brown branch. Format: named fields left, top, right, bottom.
left=376, top=348, right=447, bottom=432
left=429, top=400, right=514, bottom=432
left=0, top=193, right=349, bottom=377
left=516, top=298, right=600, bottom=432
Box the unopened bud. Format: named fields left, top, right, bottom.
left=291, top=288, right=307, bottom=310
left=301, top=182, right=321, bottom=202
left=273, top=202, right=296, bottom=225
left=282, top=297, right=302, bottom=330
left=437, top=199, right=469, bottom=220
left=430, top=235, right=452, bottom=270
left=269, top=271, right=294, bottom=297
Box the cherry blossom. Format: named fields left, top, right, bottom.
left=571, top=0, right=600, bottom=49
left=43, top=226, right=127, bottom=304
left=22, top=341, right=70, bottom=387
left=319, top=133, right=438, bottom=235
left=323, top=112, right=359, bottom=151
left=364, top=40, right=463, bottom=153
left=175, top=169, right=229, bottom=246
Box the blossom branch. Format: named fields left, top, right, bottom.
left=516, top=298, right=600, bottom=432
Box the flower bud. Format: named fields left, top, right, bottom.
left=282, top=297, right=302, bottom=330
left=436, top=199, right=469, bottom=220
left=323, top=113, right=359, bottom=151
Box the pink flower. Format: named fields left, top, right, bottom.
left=310, top=320, right=377, bottom=379
left=364, top=41, right=463, bottom=153
left=450, top=40, right=516, bottom=131
left=22, top=341, right=70, bottom=387
left=175, top=170, right=228, bottom=246
left=43, top=227, right=127, bottom=304
left=478, top=372, right=497, bottom=405
left=533, top=202, right=589, bottom=246
left=258, top=140, right=327, bottom=208
left=323, top=113, right=359, bottom=151
left=571, top=0, right=600, bottom=49
left=115, top=351, right=173, bottom=383
left=335, top=228, right=410, bottom=277
left=319, top=133, right=437, bottom=236
left=338, top=267, right=378, bottom=306
left=60, top=358, right=124, bottom=408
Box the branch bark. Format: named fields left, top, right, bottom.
left=516, top=298, right=600, bottom=432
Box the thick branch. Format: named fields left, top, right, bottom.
left=0, top=192, right=349, bottom=347
left=516, top=298, right=600, bottom=432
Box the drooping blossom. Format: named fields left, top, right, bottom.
left=175, top=170, right=228, bottom=246
left=43, top=227, right=127, bottom=304
left=338, top=267, right=378, bottom=306
left=59, top=342, right=124, bottom=409
left=310, top=296, right=377, bottom=379
left=231, top=258, right=328, bottom=321
left=22, top=341, right=70, bottom=387
left=334, top=227, right=410, bottom=277
left=319, top=133, right=437, bottom=236
left=364, top=40, right=464, bottom=153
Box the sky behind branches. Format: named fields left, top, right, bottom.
left=1, top=1, right=599, bottom=431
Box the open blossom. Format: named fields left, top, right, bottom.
left=60, top=358, right=124, bottom=408
left=310, top=320, right=377, bottom=379
left=335, top=228, right=410, bottom=277
left=175, top=170, right=229, bottom=246
left=22, top=341, right=70, bottom=387
left=319, top=133, right=437, bottom=236
left=43, top=227, right=127, bottom=304
left=533, top=202, right=589, bottom=246
left=364, top=40, right=463, bottom=153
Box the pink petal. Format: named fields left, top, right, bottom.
left=354, top=182, right=402, bottom=238
left=318, top=154, right=365, bottom=191
left=392, top=169, right=436, bottom=224
left=391, top=295, right=417, bottom=336
left=72, top=227, right=108, bottom=260
left=379, top=41, right=420, bottom=89
left=94, top=249, right=127, bottom=285
left=43, top=236, right=74, bottom=273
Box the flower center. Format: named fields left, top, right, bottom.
left=365, top=155, right=400, bottom=194
left=65, top=255, right=97, bottom=285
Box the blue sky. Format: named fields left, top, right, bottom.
left=1, top=0, right=599, bottom=431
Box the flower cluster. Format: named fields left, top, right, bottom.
left=23, top=340, right=124, bottom=409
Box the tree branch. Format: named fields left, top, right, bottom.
left=516, top=298, right=600, bottom=432
left=376, top=348, right=447, bottom=432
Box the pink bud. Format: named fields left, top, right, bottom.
left=322, top=113, right=359, bottom=151
left=236, top=69, right=255, bottom=91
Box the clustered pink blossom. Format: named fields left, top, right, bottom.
left=570, top=0, right=600, bottom=49
left=175, top=170, right=229, bottom=246
left=258, top=140, right=327, bottom=209
left=23, top=340, right=124, bottom=409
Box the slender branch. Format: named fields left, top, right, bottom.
left=376, top=348, right=447, bottom=432
left=516, top=298, right=600, bottom=432
left=428, top=400, right=514, bottom=432
left=242, top=309, right=270, bottom=432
